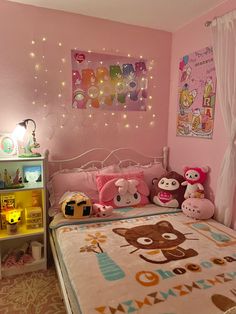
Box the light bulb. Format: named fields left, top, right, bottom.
left=31, top=40, right=35, bottom=45
left=30, top=52, right=35, bottom=58
left=58, top=42, right=62, bottom=46
left=42, top=37, right=46, bottom=42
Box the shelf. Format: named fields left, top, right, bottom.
left=0, top=226, right=44, bottom=241
left=0, top=182, right=44, bottom=193
left=0, top=156, right=45, bottom=162
left=1, top=258, right=46, bottom=277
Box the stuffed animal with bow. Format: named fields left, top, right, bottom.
left=182, top=166, right=208, bottom=199
left=92, top=204, right=113, bottom=217
left=99, top=178, right=149, bottom=208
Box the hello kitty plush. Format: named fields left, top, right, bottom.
left=182, top=166, right=208, bottom=199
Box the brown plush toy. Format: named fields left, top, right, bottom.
left=150, top=171, right=185, bottom=208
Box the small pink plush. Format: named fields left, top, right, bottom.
left=99, top=178, right=149, bottom=208
left=182, top=166, right=208, bottom=199
left=92, top=204, right=113, bottom=217
left=181, top=198, right=215, bottom=219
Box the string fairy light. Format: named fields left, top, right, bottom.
left=29, top=38, right=157, bottom=134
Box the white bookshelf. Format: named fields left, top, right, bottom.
left=0, top=152, right=48, bottom=278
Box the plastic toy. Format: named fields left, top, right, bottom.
left=182, top=166, right=208, bottom=199
left=60, top=191, right=92, bottom=219
left=181, top=198, right=215, bottom=220
left=150, top=171, right=185, bottom=208
left=92, top=203, right=113, bottom=217
left=5, top=209, right=22, bottom=224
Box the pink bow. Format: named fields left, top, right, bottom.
left=115, top=178, right=138, bottom=195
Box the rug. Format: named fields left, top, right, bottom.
left=0, top=267, right=66, bottom=314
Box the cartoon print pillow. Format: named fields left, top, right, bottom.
left=150, top=171, right=185, bottom=208
left=96, top=172, right=150, bottom=208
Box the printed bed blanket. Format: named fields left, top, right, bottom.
left=54, top=212, right=236, bottom=314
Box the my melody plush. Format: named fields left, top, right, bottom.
left=150, top=171, right=186, bottom=208
left=92, top=204, right=113, bottom=217
left=182, top=166, right=208, bottom=199
left=98, top=177, right=149, bottom=208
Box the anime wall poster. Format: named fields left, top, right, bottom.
left=71, top=50, right=148, bottom=111
left=176, top=46, right=217, bottom=138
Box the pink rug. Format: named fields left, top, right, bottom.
left=0, top=268, right=66, bottom=314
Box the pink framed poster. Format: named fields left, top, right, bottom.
left=176, top=46, right=217, bottom=138
left=71, top=50, right=148, bottom=111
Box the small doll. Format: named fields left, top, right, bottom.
left=92, top=204, right=113, bottom=217
left=182, top=166, right=208, bottom=199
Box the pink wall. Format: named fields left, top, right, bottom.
left=0, top=0, right=172, bottom=160
left=168, top=0, right=236, bottom=203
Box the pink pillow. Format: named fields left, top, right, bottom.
left=118, top=163, right=166, bottom=189
left=96, top=172, right=150, bottom=208
left=48, top=165, right=117, bottom=216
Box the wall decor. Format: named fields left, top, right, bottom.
left=176, top=46, right=216, bottom=138
left=0, top=133, right=18, bottom=157
left=71, top=50, right=148, bottom=111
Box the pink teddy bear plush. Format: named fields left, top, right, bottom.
left=182, top=166, right=208, bottom=199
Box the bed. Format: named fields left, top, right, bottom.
left=48, top=147, right=236, bottom=314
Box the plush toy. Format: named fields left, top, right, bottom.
left=150, top=171, right=185, bottom=208
left=92, top=204, right=113, bottom=217
left=99, top=178, right=149, bottom=208
left=182, top=166, right=208, bottom=199
left=182, top=198, right=215, bottom=219
left=60, top=191, right=92, bottom=219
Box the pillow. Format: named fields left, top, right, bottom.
left=48, top=165, right=118, bottom=216
left=96, top=172, right=150, bottom=208
left=118, top=163, right=166, bottom=189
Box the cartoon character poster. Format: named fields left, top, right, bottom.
left=71, top=50, right=148, bottom=111
left=177, top=46, right=216, bottom=138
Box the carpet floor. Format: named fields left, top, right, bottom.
left=0, top=267, right=66, bottom=314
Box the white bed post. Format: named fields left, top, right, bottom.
left=163, top=146, right=169, bottom=171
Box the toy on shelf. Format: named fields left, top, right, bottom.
left=92, top=203, right=113, bottom=217
left=60, top=191, right=92, bottom=219
left=150, top=171, right=186, bottom=208
left=0, top=168, right=24, bottom=190
left=1, top=193, right=15, bottom=210
left=182, top=198, right=215, bottom=220
left=5, top=208, right=22, bottom=235
left=25, top=206, right=42, bottom=229
left=181, top=166, right=208, bottom=199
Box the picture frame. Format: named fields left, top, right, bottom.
left=0, top=133, right=18, bottom=158
left=23, top=165, right=42, bottom=183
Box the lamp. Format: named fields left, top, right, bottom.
left=13, top=119, right=41, bottom=157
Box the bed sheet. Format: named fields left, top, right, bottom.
left=52, top=210, right=236, bottom=314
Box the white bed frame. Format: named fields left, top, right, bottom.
left=48, top=147, right=169, bottom=314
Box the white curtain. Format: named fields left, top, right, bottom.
left=211, top=10, right=236, bottom=227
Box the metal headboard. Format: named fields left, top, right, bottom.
left=48, top=147, right=169, bottom=173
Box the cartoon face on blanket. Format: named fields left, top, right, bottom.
left=113, top=220, right=198, bottom=264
